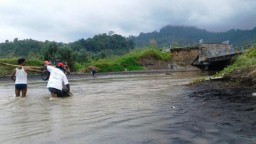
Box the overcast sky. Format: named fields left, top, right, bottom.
left=0, top=0, right=256, bottom=43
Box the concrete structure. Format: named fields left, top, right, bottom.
left=170, top=44, right=247, bottom=71
left=192, top=44, right=244, bottom=70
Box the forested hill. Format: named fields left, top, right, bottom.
left=0, top=34, right=134, bottom=58
left=131, top=25, right=256, bottom=47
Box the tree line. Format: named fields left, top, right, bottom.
left=0, top=33, right=135, bottom=69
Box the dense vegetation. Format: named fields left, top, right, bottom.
left=0, top=33, right=134, bottom=70
left=80, top=48, right=171, bottom=73
left=0, top=39, right=44, bottom=58
left=70, top=33, right=134, bottom=55
left=0, top=33, right=134, bottom=61
left=131, top=25, right=256, bottom=48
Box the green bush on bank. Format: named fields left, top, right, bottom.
left=138, top=49, right=171, bottom=61
left=73, top=62, right=85, bottom=72
left=217, top=46, right=256, bottom=76
left=116, top=53, right=140, bottom=71
left=80, top=48, right=171, bottom=73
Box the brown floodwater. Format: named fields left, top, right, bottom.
left=0, top=72, right=256, bottom=144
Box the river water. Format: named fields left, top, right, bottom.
left=0, top=72, right=255, bottom=144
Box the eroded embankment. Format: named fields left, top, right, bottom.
left=222, top=67, right=256, bottom=88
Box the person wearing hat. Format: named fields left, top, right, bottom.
left=44, top=61, right=70, bottom=97
left=10, top=58, right=42, bottom=97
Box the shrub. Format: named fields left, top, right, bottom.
left=73, top=62, right=84, bottom=72
left=79, top=48, right=171, bottom=73
left=94, top=61, right=124, bottom=72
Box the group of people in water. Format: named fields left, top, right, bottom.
left=10, top=58, right=71, bottom=98
left=10, top=58, right=98, bottom=98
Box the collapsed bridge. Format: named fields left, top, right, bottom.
left=170, top=44, right=250, bottom=71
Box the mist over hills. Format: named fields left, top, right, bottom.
left=132, top=25, right=256, bottom=47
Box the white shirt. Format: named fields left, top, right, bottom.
left=15, top=67, right=27, bottom=84
left=46, top=66, right=69, bottom=90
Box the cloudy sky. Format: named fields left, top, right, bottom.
left=0, top=0, right=256, bottom=43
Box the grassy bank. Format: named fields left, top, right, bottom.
left=216, top=44, right=256, bottom=86
left=217, top=48, right=256, bottom=76
left=80, top=49, right=171, bottom=73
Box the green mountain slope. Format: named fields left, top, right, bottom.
left=131, top=25, right=256, bottom=47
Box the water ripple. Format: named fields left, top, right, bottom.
left=0, top=72, right=255, bottom=144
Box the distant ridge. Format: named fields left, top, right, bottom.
left=1, top=25, right=256, bottom=58
left=131, top=25, right=256, bottom=47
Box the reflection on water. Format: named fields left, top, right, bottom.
left=0, top=72, right=255, bottom=144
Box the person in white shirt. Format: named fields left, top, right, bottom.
left=44, top=62, right=70, bottom=97
left=10, top=58, right=42, bottom=97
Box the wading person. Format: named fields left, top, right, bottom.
left=44, top=61, right=70, bottom=98
left=10, top=58, right=42, bottom=97
left=91, top=66, right=97, bottom=77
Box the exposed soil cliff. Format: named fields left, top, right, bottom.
left=138, top=56, right=198, bottom=71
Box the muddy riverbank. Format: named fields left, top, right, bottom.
left=186, top=80, right=256, bottom=143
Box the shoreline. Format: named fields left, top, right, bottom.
left=0, top=69, right=200, bottom=82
